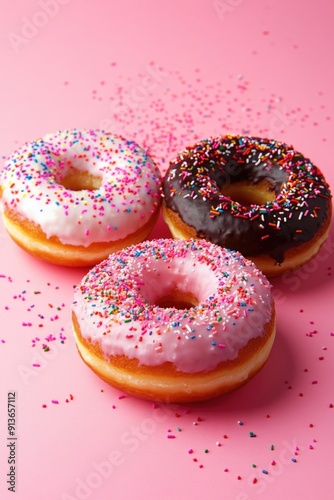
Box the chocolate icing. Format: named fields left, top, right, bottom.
left=162, top=136, right=332, bottom=264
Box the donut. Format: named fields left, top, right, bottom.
left=0, top=129, right=161, bottom=266
left=162, top=135, right=332, bottom=278
left=72, top=238, right=276, bottom=403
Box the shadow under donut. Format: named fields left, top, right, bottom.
left=187, top=325, right=297, bottom=413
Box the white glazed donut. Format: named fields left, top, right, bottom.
left=0, top=129, right=161, bottom=266
left=72, top=238, right=276, bottom=403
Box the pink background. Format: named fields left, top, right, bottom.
left=1, top=1, right=334, bottom=499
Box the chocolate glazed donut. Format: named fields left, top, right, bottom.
left=162, top=135, right=332, bottom=277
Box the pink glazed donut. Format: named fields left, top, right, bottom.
left=72, top=238, right=276, bottom=402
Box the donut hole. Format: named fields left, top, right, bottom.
left=154, top=290, right=199, bottom=310
left=58, top=170, right=102, bottom=191
left=221, top=180, right=277, bottom=206
left=138, top=261, right=217, bottom=311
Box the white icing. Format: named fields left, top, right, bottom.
left=0, top=129, right=161, bottom=247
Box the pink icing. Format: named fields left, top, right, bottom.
left=72, top=239, right=273, bottom=373
left=0, top=129, right=161, bottom=246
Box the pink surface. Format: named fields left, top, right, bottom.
left=0, top=1, right=333, bottom=499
